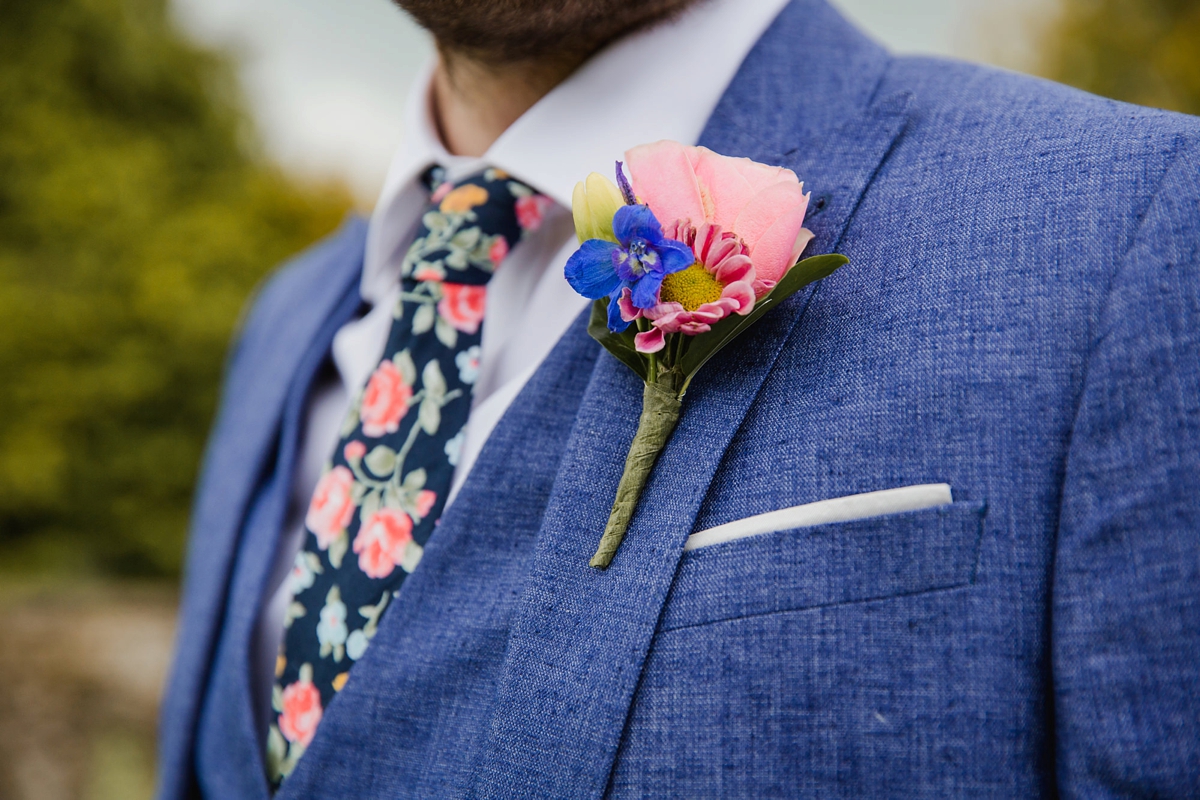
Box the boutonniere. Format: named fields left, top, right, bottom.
left=564, top=140, right=848, bottom=568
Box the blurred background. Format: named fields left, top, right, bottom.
left=0, top=0, right=1197, bottom=796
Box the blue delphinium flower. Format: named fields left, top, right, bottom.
left=564, top=204, right=694, bottom=332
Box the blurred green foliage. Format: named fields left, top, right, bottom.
left=0, top=0, right=353, bottom=577
left=1035, top=0, right=1200, bottom=115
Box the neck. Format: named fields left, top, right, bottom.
left=431, top=48, right=587, bottom=157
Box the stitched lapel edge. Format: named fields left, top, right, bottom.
left=468, top=4, right=914, bottom=798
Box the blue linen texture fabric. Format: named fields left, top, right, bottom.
left=157, top=1, right=1200, bottom=797
left=266, top=167, right=541, bottom=785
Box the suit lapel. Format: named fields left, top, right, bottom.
left=157, top=219, right=367, bottom=800
left=468, top=2, right=912, bottom=797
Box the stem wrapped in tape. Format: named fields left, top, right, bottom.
left=589, top=378, right=681, bottom=569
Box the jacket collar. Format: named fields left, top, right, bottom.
left=467, top=1, right=912, bottom=796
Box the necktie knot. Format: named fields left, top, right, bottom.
left=401, top=166, right=551, bottom=287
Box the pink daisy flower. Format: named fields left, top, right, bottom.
left=620, top=221, right=758, bottom=354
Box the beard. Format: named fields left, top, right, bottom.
left=394, top=0, right=707, bottom=64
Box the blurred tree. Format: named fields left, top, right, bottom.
left=0, top=0, right=353, bottom=577
left=1035, top=0, right=1200, bottom=115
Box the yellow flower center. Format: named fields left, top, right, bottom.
left=659, top=262, right=725, bottom=311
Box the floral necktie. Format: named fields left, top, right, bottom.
left=267, top=166, right=553, bottom=784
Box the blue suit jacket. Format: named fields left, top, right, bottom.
left=157, top=1, right=1200, bottom=796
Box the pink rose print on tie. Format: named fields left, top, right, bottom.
left=278, top=675, right=323, bottom=747
left=438, top=284, right=488, bottom=335
left=413, top=264, right=444, bottom=282
left=305, top=466, right=356, bottom=549
left=360, top=360, right=413, bottom=437
left=353, top=508, right=414, bottom=579
left=416, top=489, right=437, bottom=519
left=430, top=181, right=453, bottom=204
left=515, top=194, right=553, bottom=232
left=343, top=441, right=367, bottom=462
left=488, top=236, right=509, bottom=267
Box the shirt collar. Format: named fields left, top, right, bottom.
left=362, top=0, right=792, bottom=304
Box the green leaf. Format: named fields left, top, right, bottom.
left=412, top=303, right=435, bottom=335
left=392, top=350, right=417, bottom=385
left=402, top=541, right=424, bottom=573
left=284, top=601, right=306, bottom=628
left=402, top=468, right=427, bottom=491
left=359, top=489, right=381, bottom=523
left=445, top=246, right=469, bottom=270
left=364, top=445, right=397, bottom=477
left=303, top=551, right=323, bottom=575
left=418, top=399, right=441, bottom=434
left=422, top=359, right=447, bottom=396
left=451, top=227, right=481, bottom=250
left=384, top=483, right=404, bottom=510
left=587, top=298, right=650, bottom=382
left=435, top=316, right=458, bottom=348
left=329, top=530, right=348, bottom=569
left=679, top=254, right=849, bottom=380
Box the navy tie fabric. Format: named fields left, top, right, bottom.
left=267, top=166, right=551, bottom=783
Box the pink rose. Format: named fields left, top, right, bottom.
left=626, top=140, right=813, bottom=288
left=278, top=677, right=323, bottom=747
left=515, top=194, right=553, bottom=231
left=343, top=441, right=366, bottom=462
left=360, top=361, right=412, bottom=438
left=438, top=284, right=488, bottom=334
left=305, top=466, right=356, bottom=549
left=415, top=489, right=437, bottom=518
left=430, top=181, right=453, bottom=204
left=488, top=237, right=509, bottom=267
left=353, top=508, right=414, bottom=579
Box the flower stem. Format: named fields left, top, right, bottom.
left=589, top=377, right=682, bottom=569
left=636, top=318, right=658, bottom=383
left=669, top=332, right=685, bottom=371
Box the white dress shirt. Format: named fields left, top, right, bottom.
left=253, top=0, right=793, bottom=725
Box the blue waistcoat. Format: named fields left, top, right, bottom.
left=156, top=0, right=1200, bottom=796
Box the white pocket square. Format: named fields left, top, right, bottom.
left=684, top=484, right=954, bottom=552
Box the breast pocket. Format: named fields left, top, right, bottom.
left=658, top=501, right=987, bottom=632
